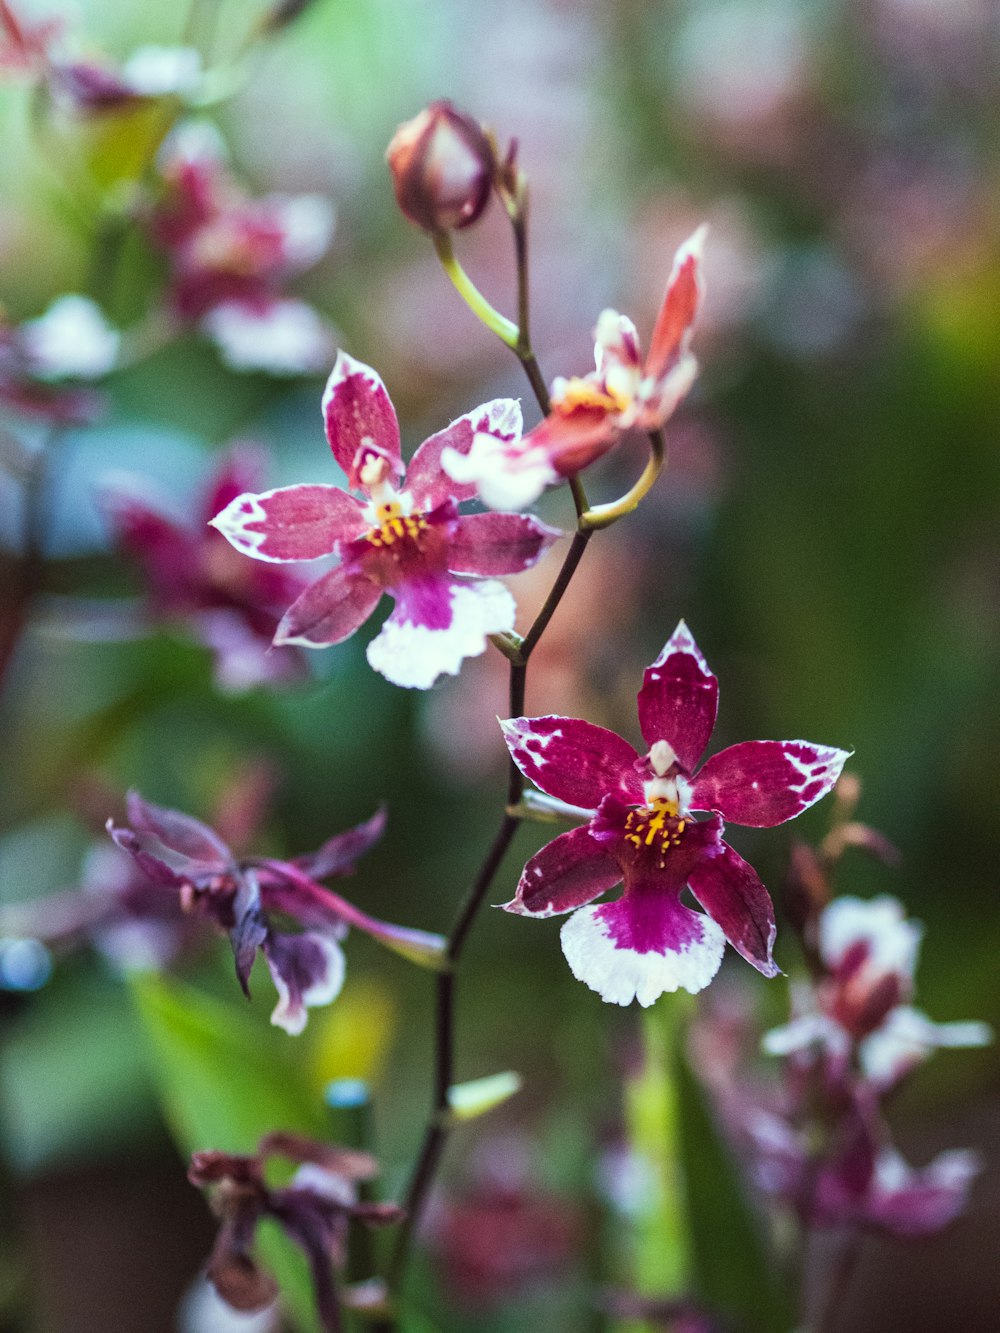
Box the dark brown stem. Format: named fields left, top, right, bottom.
left=812, top=1228, right=864, bottom=1333
left=379, top=528, right=592, bottom=1324
left=0, top=426, right=63, bottom=695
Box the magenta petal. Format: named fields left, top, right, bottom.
left=637, top=620, right=718, bottom=770
left=407, top=398, right=522, bottom=510
left=321, top=351, right=402, bottom=487
left=293, top=807, right=387, bottom=881
left=501, top=715, right=645, bottom=808
left=100, top=487, right=191, bottom=596
left=124, top=792, right=233, bottom=871
left=274, top=566, right=381, bottom=647
left=502, top=825, right=621, bottom=917
left=262, top=930, right=345, bottom=1034
left=644, top=226, right=705, bottom=383
left=447, top=512, right=561, bottom=576
left=690, top=740, right=851, bottom=827
left=687, top=840, right=779, bottom=977
left=200, top=443, right=267, bottom=525
left=211, top=485, right=368, bottom=562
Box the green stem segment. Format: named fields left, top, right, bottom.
left=581, top=428, right=665, bottom=531
left=432, top=232, right=519, bottom=348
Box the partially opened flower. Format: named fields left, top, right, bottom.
left=108, top=791, right=444, bottom=1033
left=146, top=121, right=334, bottom=375
left=763, top=895, right=992, bottom=1086
left=444, top=227, right=705, bottom=510
left=750, top=1097, right=982, bottom=1237
left=501, top=621, right=849, bottom=1005
left=211, top=351, right=561, bottom=688
left=0, top=295, right=117, bottom=420
left=100, top=444, right=310, bottom=690
left=190, top=1132, right=401, bottom=1325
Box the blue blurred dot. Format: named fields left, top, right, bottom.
left=0, top=938, right=52, bottom=992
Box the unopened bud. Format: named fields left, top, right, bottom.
left=386, top=101, right=495, bottom=233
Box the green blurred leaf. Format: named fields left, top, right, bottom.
left=676, top=1036, right=792, bottom=1333
left=447, top=1070, right=521, bottom=1122
left=129, top=972, right=330, bottom=1332
left=626, top=1004, right=691, bottom=1301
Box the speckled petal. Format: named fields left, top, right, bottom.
left=321, top=351, right=402, bottom=487
left=690, top=740, right=850, bottom=826
left=407, top=398, right=522, bottom=509
left=687, top=840, right=780, bottom=977
left=274, top=566, right=381, bottom=647
left=500, top=715, right=645, bottom=809
left=211, top=484, right=368, bottom=562
left=636, top=620, right=718, bottom=770
left=501, top=825, right=621, bottom=917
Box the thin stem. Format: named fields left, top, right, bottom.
left=0, top=425, right=63, bottom=693
left=580, top=427, right=665, bottom=531
left=432, top=232, right=518, bottom=348
left=380, top=529, right=593, bottom=1320
left=520, top=528, right=591, bottom=661
left=813, top=1228, right=864, bottom=1333
left=383, top=812, right=519, bottom=1294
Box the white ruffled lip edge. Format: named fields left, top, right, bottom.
left=560, top=901, right=725, bottom=1006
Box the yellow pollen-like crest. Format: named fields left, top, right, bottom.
left=554, top=377, right=622, bottom=415
left=365, top=507, right=429, bottom=548
left=623, top=797, right=687, bottom=867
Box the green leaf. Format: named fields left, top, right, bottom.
left=128, top=972, right=330, bottom=1332
left=675, top=1036, right=793, bottom=1333
left=447, top=1070, right=521, bottom=1122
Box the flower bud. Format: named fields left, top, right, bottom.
left=386, top=101, right=495, bottom=233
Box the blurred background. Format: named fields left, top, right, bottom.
left=0, top=0, right=997, bottom=1329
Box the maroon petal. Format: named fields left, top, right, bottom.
left=293, top=807, right=387, bottom=881
left=501, top=825, right=621, bottom=917
left=124, top=792, right=233, bottom=870
left=211, top=484, right=368, bottom=562
left=447, top=512, right=561, bottom=576
left=644, top=226, right=705, bottom=383
left=274, top=566, right=381, bottom=647
left=262, top=930, right=346, bottom=1035
left=689, top=740, right=851, bottom=827
left=636, top=620, right=718, bottom=770
left=523, top=404, right=620, bottom=479
left=406, top=398, right=522, bottom=509
left=99, top=485, right=192, bottom=601
left=501, top=715, right=645, bottom=808
left=321, top=351, right=402, bottom=488
left=866, top=1149, right=981, bottom=1237
left=686, top=840, right=780, bottom=977
left=229, top=871, right=268, bottom=997
left=200, top=443, right=268, bottom=524
left=258, top=863, right=446, bottom=970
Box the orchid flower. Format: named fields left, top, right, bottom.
left=100, top=444, right=309, bottom=690
left=750, top=1096, right=981, bottom=1238
left=147, top=122, right=334, bottom=375
left=444, top=227, right=705, bottom=510
left=190, top=1132, right=401, bottom=1322
left=501, top=621, right=849, bottom=1005
left=108, top=792, right=444, bottom=1034
left=211, top=351, right=561, bottom=688
left=763, top=895, right=992, bottom=1086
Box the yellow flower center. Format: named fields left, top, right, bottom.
left=553, top=376, right=630, bottom=416
left=365, top=501, right=429, bottom=548
left=623, top=797, right=688, bottom=865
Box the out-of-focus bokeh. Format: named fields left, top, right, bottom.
left=0, top=0, right=997, bottom=1329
